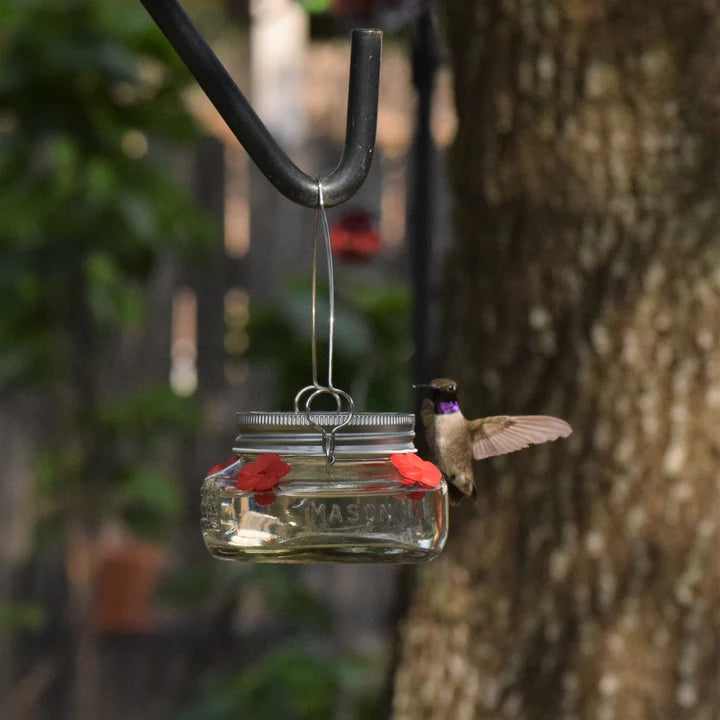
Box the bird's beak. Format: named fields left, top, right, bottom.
left=412, top=383, right=433, bottom=390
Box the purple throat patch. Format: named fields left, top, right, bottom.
left=437, top=400, right=460, bottom=415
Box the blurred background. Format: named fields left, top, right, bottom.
left=4, top=1, right=720, bottom=719
left=0, top=0, right=453, bottom=718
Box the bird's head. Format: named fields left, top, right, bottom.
left=413, top=378, right=458, bottom=401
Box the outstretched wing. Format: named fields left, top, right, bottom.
left=420, top=398, right=435, bottom=448
left=470, top=415, right=572, bottom=460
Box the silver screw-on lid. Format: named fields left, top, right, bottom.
left=233, top=411, right=416, bottom=457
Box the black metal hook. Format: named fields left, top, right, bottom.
left=139, top=0, right=382, bottom=207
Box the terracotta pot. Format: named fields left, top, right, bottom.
left=95, top=538, right=164, bottom=632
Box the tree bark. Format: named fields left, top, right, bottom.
left=393, top=2, right=720, bottom=718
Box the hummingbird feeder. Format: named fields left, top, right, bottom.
left=140, top=0, right=448, bottom=562
left=201, top=184, right=447, bottom=562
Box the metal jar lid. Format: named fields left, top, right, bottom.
left=233, top=411, right=416, bottom=457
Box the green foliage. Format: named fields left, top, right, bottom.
left=102, top=387, right=200, bottom=535
left=0, top=0, right=216, bottom=536
left=187, top=645, right=338, bottom=720
left=160, top=564, right=331, bottom=629
left=34, top=386, right=199, bottom=538
left=247, top=277, right=413, bottom=411
left=180, top=643, right=383, bottom=720
left=0, top=0, right=215, bottom=387
left=100, top=385, right=201, bottom=444
left=0, top=602, right=46, bottom=632
left=119, top=468, right=183, bottom=535
left=252, top=566, right=331, bottom=628
left=300, top=0, right=331, bottom=14
left=161, top=563, right=392, bottom=719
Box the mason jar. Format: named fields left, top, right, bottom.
left=200, top=411, right=448, bottom=563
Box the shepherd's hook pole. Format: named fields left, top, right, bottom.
left=139, top=0, right=381, bottom=208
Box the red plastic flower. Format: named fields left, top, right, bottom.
left=236, top=453, right=291, bottom=492
left=390, top=453, right=442, bottom=489
left=206, top=457, right=238, bottom=476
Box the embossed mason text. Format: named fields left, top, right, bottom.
left=308, top=499, right=404, bottom=527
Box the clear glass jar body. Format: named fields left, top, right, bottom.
left=200, top=413, right=448, bottom=563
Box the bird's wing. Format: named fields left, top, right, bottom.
left=470, top=415, right=572, bottom=460
left=420, top=398, right=435, bottom=448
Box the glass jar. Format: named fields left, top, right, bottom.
left=201, top=412, right=448, bottom=563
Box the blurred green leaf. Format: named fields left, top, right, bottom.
left=0, top=0, right=217, bottom=389
left=0, top=603, right=46, bottom=632
left=100, top=385, right=201, bottom=438
left=157, top=563, right=221, bottom=607
left=120, top=468, right=182, bottom=536
left=121, top=469, right=182, bottom=516
left=248, top=566, right=331, bottom=629
left=300, top=0, right=331, bottom=14
left=159, top=564, right=330, bottom=629
left=0, top=0, right=216, bottom=546
left=247, top=278, right=412, bottom=411
left=182, top=643, right=386, bottom=720
left=181, top=645, right=338, bottom=720
left=35, top=448, right=83, bottom=495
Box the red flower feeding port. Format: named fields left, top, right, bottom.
left=390, top=453, right=442, bottom=488
left=235, top=453, right=291, bottom=491
left=330, top=210, right=381, bottom=262
left=235, top=453, right=291, bottom=506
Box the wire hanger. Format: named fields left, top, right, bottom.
left=294, top=180, right=355, bottom=465
left=139, top=0, right=382, bottom=208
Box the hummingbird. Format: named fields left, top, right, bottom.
left=415, top=378, right=572, bottom=502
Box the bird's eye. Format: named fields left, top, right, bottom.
left=448, top=384, right=456, bottom=392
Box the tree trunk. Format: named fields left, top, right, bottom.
left=393, top=2, right=720, bottom=718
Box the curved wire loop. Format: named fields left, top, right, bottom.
left=293, top=180, right=356, bottom=464
left=294, top=385, right=341, bottom=413
left=139, top=0, right=381, bottom=207
left=303, top=388, right=355, bottom=464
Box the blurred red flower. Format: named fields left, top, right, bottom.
left=390, top=453, right=441, bottom=488
left=330, top=0, right=374, bottom=19
left=330, top=210, right=380, bottom=262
